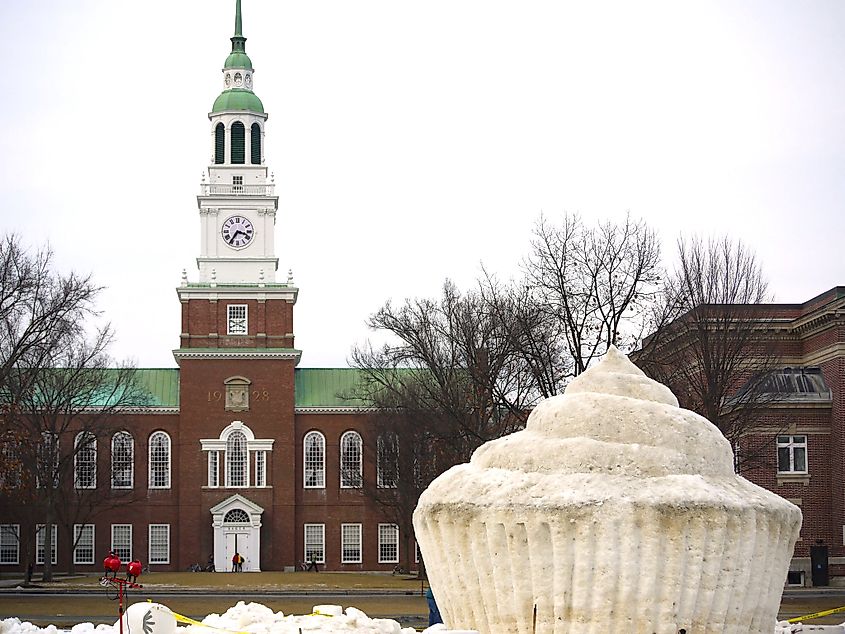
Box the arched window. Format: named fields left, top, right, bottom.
left=340, top=431, right=362, bottom=488
left=214, top=123, right=225, bottom=164
left=226, top=430, right=248, bottom=487
left=250, top=123, right=261, bottom=164
left=303, top=431, right=325, bottom=489
left=74, top=432, right=96, bottom=489
left=224, top=509, right=250, bottom=523
left=148, top=431, right=171, bottom=489
left=111, top=432, right=134, bottom=489
left=230, top=122, right=245, bottom=164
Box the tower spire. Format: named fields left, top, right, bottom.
left=231, top=0, right=246, bottom=54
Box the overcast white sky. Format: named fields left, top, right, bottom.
left=0, top=1, right=843, bottom=368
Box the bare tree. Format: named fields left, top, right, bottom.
left=349, top=279, right=558, bottom=572
left=0, top=235, right=147, bottom=581
left=637, top=236, right=785, bottom=470
left=523, top=212, right=662, bottom=377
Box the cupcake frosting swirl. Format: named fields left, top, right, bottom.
left=470, top=346, right=735, bottom=477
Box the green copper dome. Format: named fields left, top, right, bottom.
left=224, top=51, right=253, bottom=70
left=212, top=89, right=264, bottom=114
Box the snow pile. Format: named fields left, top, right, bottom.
left=0, top=602, right=465, bottom=634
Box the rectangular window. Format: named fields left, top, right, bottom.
left=111, top=524, right=132, bottom=562
left=341, top=524, right=362, bottom=564
left=149, top=524, right=170, bottom=564
left=255, top=451, right=266, bottom=487
left=73, top=524, right=95, bottom=565
left=304, top=524, right=325, bottom=565
left=377, top=435, right=398, bottom=488
left=36, top=524, right=57, bottom=565
left=208, top=451, right=219, bottom=487
left=0, top=525, right=19, bottom=565
left=233, top=175, right=244, bottom=193
left=378, top=524, right=399, bottom=564
left=777, top=435, right=808, bottom=473
left=227, top=304, right=248, bottom=335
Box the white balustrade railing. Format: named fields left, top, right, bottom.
left=200, top=183, right=276, bottom=196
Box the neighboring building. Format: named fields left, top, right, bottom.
left=0, top=1, right=404, bottom=574
left=643, top=287, right=845, bottom=586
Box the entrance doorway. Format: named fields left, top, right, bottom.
left=210, top=494, right=264, bottom=572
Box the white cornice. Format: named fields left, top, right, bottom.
left=295, top=406, right=374, bottom=414
left=176, top=284, right=297, bottom=303
left=173, top=349, right=302, bottom=364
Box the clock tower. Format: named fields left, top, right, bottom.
left=173, top=0, right=300, bottom=573
left=176, top=0, right=299, bottom=357
left=197, top=0, right=278, bottom=285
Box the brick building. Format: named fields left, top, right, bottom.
left=643, top=286, right=845, bottom=586
left=0, top=1, right=405, bottom=575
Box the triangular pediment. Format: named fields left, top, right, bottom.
left=209, top=493, right=265, bottom=515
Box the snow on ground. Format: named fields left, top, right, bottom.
left=0, top=601, right=841, bottom=634
left=0, top=601, right=468, bottom=634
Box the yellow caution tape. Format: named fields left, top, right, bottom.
left=787, top=604, right=845, bottom=624
left=145, top=600, right=250, bottom=634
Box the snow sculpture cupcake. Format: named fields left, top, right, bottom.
left=414, top=347, right=801, bottom=634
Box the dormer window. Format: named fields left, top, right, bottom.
left=227, top=304, right=247, bottom=335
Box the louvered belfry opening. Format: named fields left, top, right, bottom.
left=231, top=121, right=246, bottom=164
left=214, top=123, right=225, bottom=164
left=251, top=123, right=261, bottom=164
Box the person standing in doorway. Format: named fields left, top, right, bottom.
left=232, top=552, right=240, bottom=572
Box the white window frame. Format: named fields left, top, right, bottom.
left=208, top=450, right=219, bottom=487
left=255, top=450, right=266, bottom=487
left=149, top=524, right=170, bottom=564
left=38, top=432, right=59, bottom=489
left=111, top=431, right=134, bottom=489
left=74, top=431, right=97, bottom=490
left=304, top=523, right=325, bottom=564
left=36, top=524, right=57, bottom=565
left=378, top=523, right=399, bottom=564
left=148, top=431, right=171, bottom=489
left=377, top=434, right=398, bottom=489
left=111, top=524, right=132, bottom=562
left=341, top=523, right=362, bottom=564
left=225, top=430, right=249, bottom=488
left=0, top=525, right=19, bottom=565
left=340, top=431, right=363, bottom=489
left=777, top=435, right=808, bottom=474
left=227, top=304, right=248, bottom=335
left=73, top=524, right=95, bottom=565
left=303, top=431, right=325, bottom=489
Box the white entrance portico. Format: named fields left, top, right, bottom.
left=210, top=494, right=264, bottom=572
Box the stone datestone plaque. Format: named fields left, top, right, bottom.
left=414, top=347, right=801, bottom=634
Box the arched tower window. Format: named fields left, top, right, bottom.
left=148, top=431, right=171, bottom=489
left=226, top=430, right=248, bottom=487
left=230, top=122, right=245, bottom=164
left=214, top=123, right=225, bottom=164
left=251, top=123, right=261, bottom=164
left=74, top=432, right=96, bottom=489
left=340, top=431, right=363, bottom=488
left=303, top=431, right=325, bottom=488
left=111, top=431, right=134, bottom=489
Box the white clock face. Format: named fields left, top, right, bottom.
left=221, top=215, right=255, bottom=249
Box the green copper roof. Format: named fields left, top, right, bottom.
left=212, top=89, right=264, bottom=114
left=224, top=52, right=253, bottom=70
left=294, top=369, right=369, bottom=408
left=134, top=369, right=180, bottom=407
left=225, top=0, right=252, bottom=70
